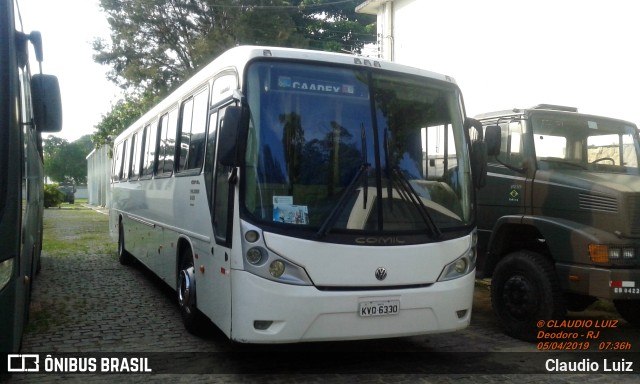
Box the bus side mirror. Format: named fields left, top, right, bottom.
left=465, top=117, right=488, bottom=189
left=31, top=74, right=62, bottom=132
left=218, top=106, right=241, bottom=166
left=471, top=140, right=487, bottom=189
left=485, top=125, right=501, bottom=156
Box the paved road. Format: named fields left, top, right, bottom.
left=5, top=206, right=639, bottom=383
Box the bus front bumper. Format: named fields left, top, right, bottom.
left=229, top=269, right=475, bottom=343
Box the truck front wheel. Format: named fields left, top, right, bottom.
left=491, top=250, right=566, bottom=341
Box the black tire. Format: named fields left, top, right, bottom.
left=614, top=300, right=640, bottom=326
left=491, top=250, right=566, bottom=341
left=118, top=221, right=134, bottom=265
left=177, top=247, right=205, bottom=334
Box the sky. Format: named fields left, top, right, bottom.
left=385, top=0, right=640, bottom=126
left=17, top=0, right=121, bottom=143
left=15, top=0, right=640, bottom=144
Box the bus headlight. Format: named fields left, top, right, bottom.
left=241, top=220, right=313, bottom=286
left=0, top=258, right=13, bottom=290
left=438, top=246, right=476, bottom=282
left=246, top=247, right=266, bottom=265
left=269, top=260, right=285, bottom=278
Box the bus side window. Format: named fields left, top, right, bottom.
left=112, top=141, right=123, bottom=181
left=188, top=89, right=209, bottom=171
left=122, top=139, right=131, bottom=181
left=178, top=97, right=194, bottom=172
left=130, top=131, right=144, bottom=179
left=212, top=108, right=234, bottom=245
left=177, top=88, right=209, bottom=173
left=158, top=107, right=178, bottom=175
left=142, top=121, right=158, bottom=177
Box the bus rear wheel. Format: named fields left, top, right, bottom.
left=177, top=248, right=205, bottom=334
left=118, top=221, right=133, bottom=265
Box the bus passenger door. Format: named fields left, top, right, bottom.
left=199, top=108, right=234, bottom=335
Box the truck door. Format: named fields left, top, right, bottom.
left=477, top=120, right=530, bottom=245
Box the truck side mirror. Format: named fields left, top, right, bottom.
left=217, top=106, right=241, bottom=167
left=485, top=125, right=501, bottom=157
left=31, top=74, right=62, bottom=132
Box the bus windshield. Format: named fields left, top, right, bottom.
left=243, top=61, right=472, bottom=237
left=531, top=113, right=640, bottom=175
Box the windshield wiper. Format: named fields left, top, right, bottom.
left=390, top=167, right=442, bottom=239
left=383, top=129, right=440, bottom=238
left=315, top=162, right=369, bottom=239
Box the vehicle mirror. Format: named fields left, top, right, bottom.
left=471, top=140, right=488, bottom=189
left=218, top=106, right=241, bottom=166
left=485, top=125, right=501, bottom=157
left=31, top=74, right=62, bottom=132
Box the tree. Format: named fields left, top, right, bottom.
left=91, top=0, right=375, bottom=149
left=43, top=135, right=93, bottom=184
left=93, top=0, right=375, bottom=95
left=91, top=94, right=151, bottom=150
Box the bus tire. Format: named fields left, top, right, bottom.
left=118, top=221, right=133, bottom=265
left=177, top=247, right=205, bottom=334
left=491, top=250, right=566, bottom=341
left=614, top=300, right=640, bottom=326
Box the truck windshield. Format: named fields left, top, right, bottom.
left=242, top=61, right=473, bottom=238
left=531, top=114, right=640, bottom=175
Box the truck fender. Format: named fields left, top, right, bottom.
left=484, top=215, right=620, bottom=276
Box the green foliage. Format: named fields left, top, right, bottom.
left=43, top=135, right=93, bottom=184
left=91, top=0, right=375, bottom=151
left=91, top=93, right=153, bottom=150
left=44, top=184, right=65, bottom=208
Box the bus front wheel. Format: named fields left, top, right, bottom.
left=177, top=248, right=205, bottom=334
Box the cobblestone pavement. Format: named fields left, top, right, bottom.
left=4, top=206, right=639, bottom=383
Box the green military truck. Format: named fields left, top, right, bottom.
left=475, top=104, right=640, bottom=340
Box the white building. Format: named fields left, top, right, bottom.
left=356, top=0, right=426, bottom=64
left=86, top=146, right=111, bottom=208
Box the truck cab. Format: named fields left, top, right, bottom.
left=475, top=104, right=640, bottom=340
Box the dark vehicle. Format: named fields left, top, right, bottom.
left=0, top=0, right=62, bottom=353
left=59, top=183, right=76, bottom=204
left=475, top=104, right=640, bottom=340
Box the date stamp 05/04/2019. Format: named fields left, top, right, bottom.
left=536, top=319, right=632, bottom=351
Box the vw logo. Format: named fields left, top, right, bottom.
left=375, top=267, right=387, bottom=281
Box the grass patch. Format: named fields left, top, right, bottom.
left=42, top=206, right=113, bottom=256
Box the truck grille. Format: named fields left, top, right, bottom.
left=578, top=193, right=618, bottom=213
left=629, top=195, right=640, bottom=237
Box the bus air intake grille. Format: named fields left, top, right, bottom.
left=578, top=193, right=617, bottom=213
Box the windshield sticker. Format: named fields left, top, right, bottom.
left=588, top=121, right=598, bottom=129
left=273, top=196, right=309, bottom=224
left=277, top=76, right=355, bottom=95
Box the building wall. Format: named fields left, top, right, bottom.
left=86, top=146, right=111, bottom=208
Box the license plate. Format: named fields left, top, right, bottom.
left=358, top=300, right=400, bottom=317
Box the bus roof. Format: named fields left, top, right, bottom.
left=115, top=45, right=459, bottom=142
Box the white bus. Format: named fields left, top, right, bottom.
left=110, top=46, right=484, bottom=343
